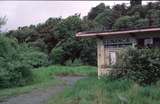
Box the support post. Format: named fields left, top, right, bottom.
left=97, top=38, right=105, bottom=77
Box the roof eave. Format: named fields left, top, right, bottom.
left=76, top=28, right=160, bottom=38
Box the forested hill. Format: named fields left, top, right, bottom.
left=3, top=2, right=160, bottom=66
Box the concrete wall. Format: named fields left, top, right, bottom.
left=97, top=32, right=160, bottom=76
left=97, top=38, right=110, bottom=76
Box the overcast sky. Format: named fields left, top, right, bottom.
left=0, top=1, right=157, bottom=31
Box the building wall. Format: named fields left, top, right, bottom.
left=97, top=37, right=134, bottom=76
left=97, top=32, right=160, bottom=76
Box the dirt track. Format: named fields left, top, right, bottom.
left=0, top=76, right=84, bottom=104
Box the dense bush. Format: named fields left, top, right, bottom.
left=80, top=39, right=97, bottom=66
left=0, top=36, right=49, bottom=88
left=114, top=48, right=160, bottom=85
left=19, top=44, right=49, bottom=68
left=51, top=47, right=65, bottom=64
left=65, top=59, right=83, bottom=66
left=113, top=16, right=134, bottom=29
left=0, top=37, right=32, bottom=88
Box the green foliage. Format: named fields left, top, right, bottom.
left=51, top=47, right=65, bottom=64
left=81, top=19, right=99, bottom=31
left=19, top=48, right=49, bottom=68
left=115, top=48, right=160, bottom=85
left=35, top=65, right=96, bottom=76
left=65, top=59, right=83, bottom=66
left=130, top=0, right=142, bottom=7
left=127, top=5, right=145, bottom=18
left=0, top=36, right=49, bottom=88
left=55, top=15, right=82, bottom=39
left=87, top=3, right=106, bottom=20
left=0, top=16, right=7, bottom=29
left=5, top=2, right=160, bottom=67
left=113, top=16, right=134, bottom=29
left=0, top=65, right=96, bottom=101
left=95, top=8, right=113, bottom=29
left=48, top=77, right=160, bottom=104
left=146, top=9, right=160, bottom=26
left=113, top=14, right=149, bottom=30
left=80, top=39, right=97, bottom=66
left=0, top=36, right=33, bottom=88
left=18, top=44, right=49, bottom=68
left=134, top=18, right=149, bottom=28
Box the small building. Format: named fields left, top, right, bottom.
left=76, top=28, right=160, bottom=76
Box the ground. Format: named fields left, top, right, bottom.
left=0, top=66, right=160, bottom=104
left=0, top=76, right=84, bottom=104
left=48, top=77, right=160, bottom=104
left=0, top=66, right=95, bottom=104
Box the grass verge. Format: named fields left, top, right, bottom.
left=0, top=65, right=96, bottom=101
left=48, top=77, right=160, bottom=104
left=35, top=65, right=97, bottom=76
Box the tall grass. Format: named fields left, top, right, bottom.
left=0, top=65, right=96, bottom=101
left=48, top=77, right=160, bottom=104
left=33, top=65, right=97, bottom=77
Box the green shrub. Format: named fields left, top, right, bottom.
left=65, top=59, right=83, bottom=66
left=114, top=48, right=160, bottom=85
left=80, top=39, right=97, bottom=66
left=19, top=47, right=49, bottom=68
left=18, top=44, right=49, bottom=68
left=51, top=47, right=65, bottom=64
left=0, top=36, right=33, bottom=88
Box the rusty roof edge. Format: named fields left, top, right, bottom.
left=76, top=28, right=160, bottom=38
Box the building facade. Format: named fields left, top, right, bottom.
left=76, top=28, right=160, bottom=76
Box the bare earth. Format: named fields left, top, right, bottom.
left=0, top=76, right=84, bottom=104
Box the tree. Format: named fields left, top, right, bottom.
left=130, top=0, right=142, bottom=7
left=95, top=8, right=113, bottom=29
left=0, top=36, right=32, bottom=88
left=146, top=9, right=160, bottom=27
left=87, top=3, right=106, bottom=20
left=55, top=15, right=82, bottom=39
left=113, top=16, right=134, bottom=30
left=0, top=16, right=7, bottom=31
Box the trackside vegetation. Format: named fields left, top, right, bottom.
left=112, top=48, right=160, bottom=85
left=48, top=77, right=160, bottom=104
left=1, top=2, right=160, bottom=88
left=1, top=1, right=160, bottom=103
left=0, top=65, right=96, bottom=101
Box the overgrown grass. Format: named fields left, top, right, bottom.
left=0, top=65, right=96, bottom=101
left=48, top=77, right=160, bottom=104
left=35, top=65, right=97, bottom=77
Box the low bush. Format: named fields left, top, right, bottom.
left=0, top=37, right=33, bottom=88
left=19, top=44, right=49, bottom=68
left=51, top=47, right=65, bottom=64
left=114, top=47, right=160, bottom=85
left=65, top=59, right=83, bottom=66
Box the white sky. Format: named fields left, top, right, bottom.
left=0, top=1, right=157, bottom=31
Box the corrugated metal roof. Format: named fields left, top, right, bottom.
left=76, top=28, right=160, bottom=38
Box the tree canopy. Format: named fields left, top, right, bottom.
left=3, top=1, right=160, bottom=66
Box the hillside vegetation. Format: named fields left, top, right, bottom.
left=1, top=1, right=160, bottom=88
left=4, top=2, right=160, bottom=67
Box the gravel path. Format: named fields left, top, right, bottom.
left=0, top=76, right=84, bottom=104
